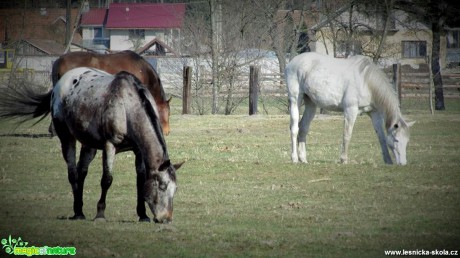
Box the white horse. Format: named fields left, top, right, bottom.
left=285, top=52, right=415, bottom=165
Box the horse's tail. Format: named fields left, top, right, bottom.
left=51, top=56, right=62, bottom=85
left=0, top=82, right=52, bottom=124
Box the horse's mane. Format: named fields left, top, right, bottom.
left=116, top=72, right=170, bottom=163
left=136, top=81, right=176, bottom=180
left=355, top=56, right=401, bottom=128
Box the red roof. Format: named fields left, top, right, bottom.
left=81, top=9, right=108, bottom=26
left=106, top=3, right=186, bottom=29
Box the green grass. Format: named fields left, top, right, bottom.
left=0, top=100, right=459, bottom=257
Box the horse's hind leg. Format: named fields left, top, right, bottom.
left=73, top=145, right=97, bottom=218
left=54, top=120, right=84, bottom=219
left=48, top=121, right=56, bottom=136
left=289, top=95, right=300, bottom=163
left=135, top=150, right=150, bottom=222
left=95, top=142, right=115, bottom=221
left=297, top=96, right=316, bottom=163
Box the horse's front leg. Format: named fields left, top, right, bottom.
left=95, top=142, right=115, bottom=221
left=135, top=150, right=150, bottom=222
left=369, top=111, right=393, bottom=164
left=340, top=107, right=359, bottom=164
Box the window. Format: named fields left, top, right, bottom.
left=447, top=30, right=460, bottom=49
left=129, top=29, right=145, bottom=40
left=94, top=27, right=103, bottom=38
left=402, top=41, right=426, bottom=58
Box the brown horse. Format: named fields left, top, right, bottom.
left=51, top=50, right=171, bottom=135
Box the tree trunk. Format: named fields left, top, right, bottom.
left=65, top=0, right=71, bottom=45
left=374, top=0, right=395, bottom=62
left=345, top=3, right=354, bottom=57
left=431, top=20, right=445, bottom=110
left=210, top=0, right=221, bottom=114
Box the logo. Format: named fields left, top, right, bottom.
left=1, top=235, right=76, bottom=256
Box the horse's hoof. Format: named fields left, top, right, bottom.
left=139, top=217, right=151, bottom=223
left=94, top=217, right=107, bottom=223
left=69, top=215, right=86, bottom=220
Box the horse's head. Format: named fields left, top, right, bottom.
left=386, top=119, right=416, bottom=165
left=158, top=97, right=171, bottom=136
left=144, top=160, right=183, bottom=223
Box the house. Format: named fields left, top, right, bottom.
left=0, top=8, right=82, bottom=47
left=0, top=7, right=86, bottom=72
left=80, top=3, right=186, bottom=55
left=80, top=8, right=109, bottom=52
left=309, top=3, right=460, bottom=69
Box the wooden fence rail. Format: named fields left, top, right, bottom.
left=386, top=63, right=460, bottom=99
left=180, top=64, right=459, bottom=114
left=3, top=63, right=458, bottom=116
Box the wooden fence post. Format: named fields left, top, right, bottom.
left=393, top=63, right=401, bottom=106
left=182, top=66, right=192, bottom=114
left=249, top=65, right=260, bottom=115
left=427, top=55, right=435, bottom=115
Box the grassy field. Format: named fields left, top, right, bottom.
left=0, top=99, right=459, bottom=257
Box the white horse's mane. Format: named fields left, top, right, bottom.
left=355, top=56, right=401, bottom=128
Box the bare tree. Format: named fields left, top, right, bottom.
left=312, top=0, right=402, bottom=62
left=182, top=0, right=275, bottom=114
left=251, top=0, right=315, bottom=74
left=210, top=0, right=221, bottom=114
left=394, top=0, right=460, bottom=110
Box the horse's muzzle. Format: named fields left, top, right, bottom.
left=154, top=218, right=172, bottom=224
left=153, top=210, right=173, bottom=224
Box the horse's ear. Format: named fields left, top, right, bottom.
left=174, top=161, right=185, bottom=171
left=159, top=160, right=171, bottom=171
left=406, top=121, right=416, bottom=127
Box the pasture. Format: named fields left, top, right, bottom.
left=0, top=100, right=459, bottom=257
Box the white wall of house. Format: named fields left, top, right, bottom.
left=109, top=29, right=166, bottom=51
left=12, top=56, right=58, bottom=87
left=81, top=27, right=110, bottom=52
left=15, top=56, right=56, bottom=71
left=313, top=9, right=449, bottom=68
left=80, top=26, right=181, bottom=53
left=82, top=27, right=93, bottom=40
